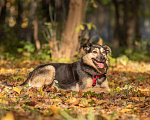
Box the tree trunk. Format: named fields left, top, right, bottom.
left=33, top=0, right=41, bottom=50
left=113, top=0, right=128, bottom=47
left=0, top=0, right=6, bottom=24
left=113, top=0, right=141, bottom=47
left=60, top=0, right=83, bottom=58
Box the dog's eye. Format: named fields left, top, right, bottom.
left=102, top=51, right=106, bottom=54
left=103, top=51, right=106, bottom=54
left=92, top=51, right=97, bottom=54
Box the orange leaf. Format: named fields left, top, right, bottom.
left=97, top=100, right=107, bottom=104
left=66, top=97, right=79, bottom=105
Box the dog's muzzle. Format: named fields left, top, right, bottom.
left=92, top=59, right=106, bottom=69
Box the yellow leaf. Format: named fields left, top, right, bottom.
left=1, top=112, right=14, bottom=120
left=0, top=93, right=5, bottom=98
left=40, top=109, right=53, bottom=116
left=116, top=87, right=121, bottom=92
left=39, top=87, right=44, bottom=96
left=4, top=88, right=10, bottom=92
left=75, top=26, right=80, bottom=33
left=49, top=105, right=59, bottom=114
left=126, top=104, right=133, bottom=109
left=79, top=25, right=84, bottom=30
left=13, top=87, right=21, bottom=94
left=110, top=88, right=114, bottom=92
left=87, top=24, right=92, bottom=30
left=92, top=24, right=96, bottom=30
left=0, top=99, right=8, bottom=104
left=120, top=108, right=132, bottom=113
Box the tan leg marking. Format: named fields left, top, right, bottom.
left=44, top=66, right=55, bottom=85
left=100, top=78, right=110, bottom=92
left=28, top=65, right=55, bottom=88
left=70, top=83, right=80, bottom=91
left=83, top=78, right=110, bottom=93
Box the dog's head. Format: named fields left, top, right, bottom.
left=81, top=43, right=111, bottom=74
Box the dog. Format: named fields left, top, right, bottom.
left=3, top=43, right=111, bottom=93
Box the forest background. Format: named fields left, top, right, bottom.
left=0, top=0, right=150, bottom=61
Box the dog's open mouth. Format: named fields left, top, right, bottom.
left=92, top=59, right=104, bottom=69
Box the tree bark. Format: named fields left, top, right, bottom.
left=0, top=0, right=6, bottom=24
left=113, top=0, right=141, bottom=47
left=33, top=0, right=41, bottom=50
left=60, top=0, right=83, bottom=58
left=113, top=0, right=128, bottom=47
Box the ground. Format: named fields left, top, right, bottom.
left=0, top=59, right=150, bottom=120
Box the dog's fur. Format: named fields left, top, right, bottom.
left=3, top=43, right=111, bottom=93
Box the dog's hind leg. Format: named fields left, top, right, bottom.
left=28, top=65, right=55, bottom=88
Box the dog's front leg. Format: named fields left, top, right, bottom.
left=100, top=78, right=110, bottom=93
left=83, top=79, right=110, bottom=93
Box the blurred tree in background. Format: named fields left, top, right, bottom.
left=0, top=0, right=150, bottom=61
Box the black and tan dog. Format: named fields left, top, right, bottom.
left=3, top=43, right=111, bottom=93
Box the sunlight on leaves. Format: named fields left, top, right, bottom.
left=0, top=99, right=8, bottom=104
left=1, top=112, right=14, bottom=120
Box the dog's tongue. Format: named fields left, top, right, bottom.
left=97, top=63, right=104, bottom=68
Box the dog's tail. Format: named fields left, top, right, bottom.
left=19, top=72, right=33, bottom=86
left=1, top=72, right=33, bottom=88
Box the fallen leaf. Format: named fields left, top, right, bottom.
left=97, top=100, right=107, bottom=104
left=26, top=100, right=37, bottom=106
left=11, top=98, right=16, bottom=102
left=39, top=87, right=44, bottom=96
left=66, top=97, right=79, bottom=105
left=138, top=89, right=150, bottom=97
left=0, top=99, right=8, bottom=104
left=13, top=87, right=21, bottom=94
left=1, top=112, right=14, bottom=120
left=40, top=109, right=53, bottom=116
left=77, top=90, right=83, bottom=97
left=109, top=82, right=115, bottom=87
left=130, top=97, right=139, bottom=101
left=0, top=93, right=5, bottom=98
left=49, top=105, right=59, bottom=114
left=126, top=104, right=133, bottom=109
left=79, top=98, right=89, bottom=107
left=120, top=108, right=132, bottom=113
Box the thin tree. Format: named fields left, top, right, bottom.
left=32, top=0, right=41, bottom=50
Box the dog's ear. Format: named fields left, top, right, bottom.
left=103, top=45, right=112, bottom=55
left=80, top=43, right=92, bottom=53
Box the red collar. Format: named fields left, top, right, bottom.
left=92, top=74, right=103, bottom=87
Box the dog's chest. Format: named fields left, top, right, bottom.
left=82, top=77, right=93, bottom=88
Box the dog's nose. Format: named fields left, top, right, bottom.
left=100, top=55, right=106, bottom=62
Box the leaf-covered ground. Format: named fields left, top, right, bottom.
left=0, top=59, right=150, bottom=120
